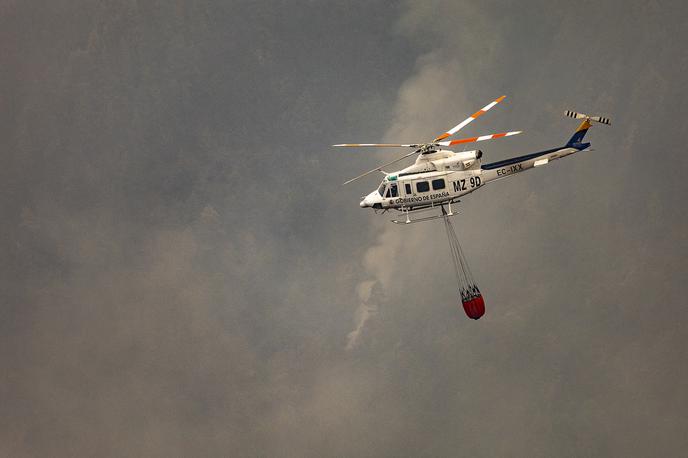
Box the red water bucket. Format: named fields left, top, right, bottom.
left=462, top=295, right=485, bottom=320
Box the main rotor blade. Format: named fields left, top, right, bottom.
left=342, top=150, right=420, bottom=185
left=436, top=130, right=522, bottom=146
left=332, top=143, right=419, bottom=148
left=433, top=95, right=507, bottom=142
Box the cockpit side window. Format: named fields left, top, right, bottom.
left=390, top=183, right=398, bottom=197
left=378, top=183, right=386, bottom=196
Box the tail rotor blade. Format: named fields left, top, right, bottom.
left=589, top=116, right=611, bottom=126
left=565, top=110, right=589, bottom=120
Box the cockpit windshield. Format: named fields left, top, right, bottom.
left=378, top=182, right=386, bottom=196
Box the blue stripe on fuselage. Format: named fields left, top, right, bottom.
left=481, top=143, right=589, bottom=170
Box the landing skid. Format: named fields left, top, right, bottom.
left=391, top=201, right=459, bottom=225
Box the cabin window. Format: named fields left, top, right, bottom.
left=390, top=183, right=398, bottom=198
left=432, top=179, right=446, bottom=190
left=416, top=181, right=430, bottom=193
left=378, top=183, right=386, bottom=196
left=405, top=183, right=412, bottom=195
left=384, top=186, right=391, bottom=198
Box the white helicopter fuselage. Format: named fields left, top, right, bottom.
left=360, top=145, right=582, bottom=211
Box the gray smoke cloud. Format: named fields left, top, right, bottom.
left=2, top=1, right=687, bottom=456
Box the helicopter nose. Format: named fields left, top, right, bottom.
left=360, top=199, right=368, bottom=208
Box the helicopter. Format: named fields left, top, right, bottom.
left=334, top=96, right=610, bottom=224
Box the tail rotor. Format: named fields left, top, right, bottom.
left=564, top=110, right=611, bottom=148
left=565, top=110, right=611, bottom=125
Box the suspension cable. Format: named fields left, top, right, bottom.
left=443, top=212, right=475, bottom=299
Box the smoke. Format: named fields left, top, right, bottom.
left=346, top=280, right=378, bottom=349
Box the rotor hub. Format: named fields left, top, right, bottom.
left=418, top=144, right=437, bottom=155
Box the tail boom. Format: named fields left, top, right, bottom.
left=480, top=145, right=581, bottom=183
left=479, top=109, right=610, bottom=184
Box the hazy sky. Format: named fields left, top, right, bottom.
left=2, top=1, right=687, bottom=456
